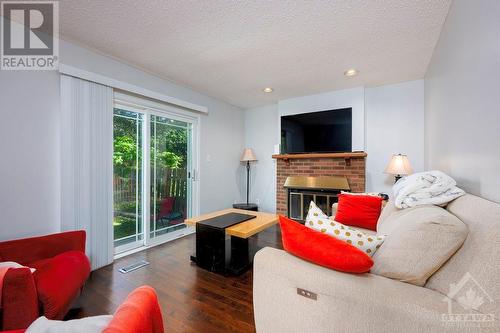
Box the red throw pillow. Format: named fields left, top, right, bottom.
left=334, top=193, right=383, bottom=230
left=279, top=216, right=373, bottom=273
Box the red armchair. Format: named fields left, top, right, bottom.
left=0, top=231, right=90, bottom=330
left=1, top=286, right=164, bottom=333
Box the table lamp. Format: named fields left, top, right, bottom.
left=241, top=148, right=257, bottom=205
left=384, top=154, right=413, bottom=183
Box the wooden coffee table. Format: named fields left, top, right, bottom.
left=186, top=209, right=278, bottom=275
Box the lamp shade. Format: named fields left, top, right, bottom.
left=384, top=154, right=413, bottom=175
left=240, top=148, right=257, bottom=162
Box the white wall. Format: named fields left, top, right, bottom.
left=245, top=81, right=425, bottom=212
left=244, top=104, right=279, bottom=213
left=0, top=71, right=61, bottom=240
left=0, top=39, right=245, bottom=241
left=365, top=80, right=425, bottom=195
left=425, top=0, right=500, bottom=203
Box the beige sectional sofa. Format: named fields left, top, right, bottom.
left=253, top=194, right=500, bottom=332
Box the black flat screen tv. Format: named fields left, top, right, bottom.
left=280, top=108, right=352, bottom=154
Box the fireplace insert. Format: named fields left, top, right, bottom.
left=284, top=176, right=350, bottom=222
left=288, top=188, right=343, bottom=222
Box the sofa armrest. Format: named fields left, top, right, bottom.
left=1, top=268, right=39, bottom=330
left=103, top=286, right=164, bottom=333
left=253, top=247, right=491, bottom=333
left=0, top=231, right=86, bottom=265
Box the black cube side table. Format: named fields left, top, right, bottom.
left=192, top=212, right=257, bottom=275
left=232, top=203, right=258, bottom=211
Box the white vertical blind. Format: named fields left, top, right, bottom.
left=60, top=74, right=114, bottom=270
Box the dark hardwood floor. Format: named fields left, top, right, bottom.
left=70, top=225, right=282, bottom=333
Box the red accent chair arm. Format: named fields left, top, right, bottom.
left=0, top=231, right=86, bottom=265
left=1, top=268, right=38, bottom=330
left=103, top=286, right=164, bottom=333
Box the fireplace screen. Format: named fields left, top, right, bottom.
left=284, top=175, right=350, bottom=222
left=288, top=189, right=340, bottom=222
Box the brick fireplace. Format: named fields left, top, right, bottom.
left=273, top=152, right=367, bottom=216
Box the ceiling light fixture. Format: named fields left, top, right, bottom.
left=344, top=69, right=358, bottom=77
left=262, top=87, right=273, bottom=93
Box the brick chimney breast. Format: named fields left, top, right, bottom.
left=274, top=153, right=366, bottom=216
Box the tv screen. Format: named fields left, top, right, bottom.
left=280, top=108, right=352, bottom=154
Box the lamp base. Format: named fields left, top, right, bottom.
left=232, top=203, right=259, bottom=212
left=394, top=175, right=402, bottom=183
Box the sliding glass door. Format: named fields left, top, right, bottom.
left=150, top=115, right=192, bottom=239
left=113, top=109, right=144, bottom=250
left=113, top=96, right=198, bottom=254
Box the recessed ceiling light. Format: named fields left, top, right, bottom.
left=344, top=69, right=358, bottom=77
left=262, top=87, right=273, bottom=93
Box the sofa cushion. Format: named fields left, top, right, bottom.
left=279, top=216, right=373, bottom=273
left=26, top=315, right=112, bottom=333
left=103, top=286, right=164, bottom=333
left=376, top=201, right=452, bottom=236
left=334, top=193, right=383, bottom=230
left=371, top=205, right=467, bottom=286
left=332, top=203, right=376, bottom=236
left=306, top=202, right=385, bottom=257
left=375, top=200, right=399, bottom=233
left=32, top=251, right=91, bottom=319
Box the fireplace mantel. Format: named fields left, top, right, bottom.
left=272, top=152, right=367, bottom=160
left=272, top=152, right=366, bottom=166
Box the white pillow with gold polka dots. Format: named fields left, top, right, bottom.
left=305, top=201, right=385, bottom=257
left=306, top=200, right=329, bottom=219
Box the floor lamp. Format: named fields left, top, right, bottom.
left=233, top=148, right=258, bottom=210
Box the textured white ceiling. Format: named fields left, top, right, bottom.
left=59, top=0, right=451, bottom=108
